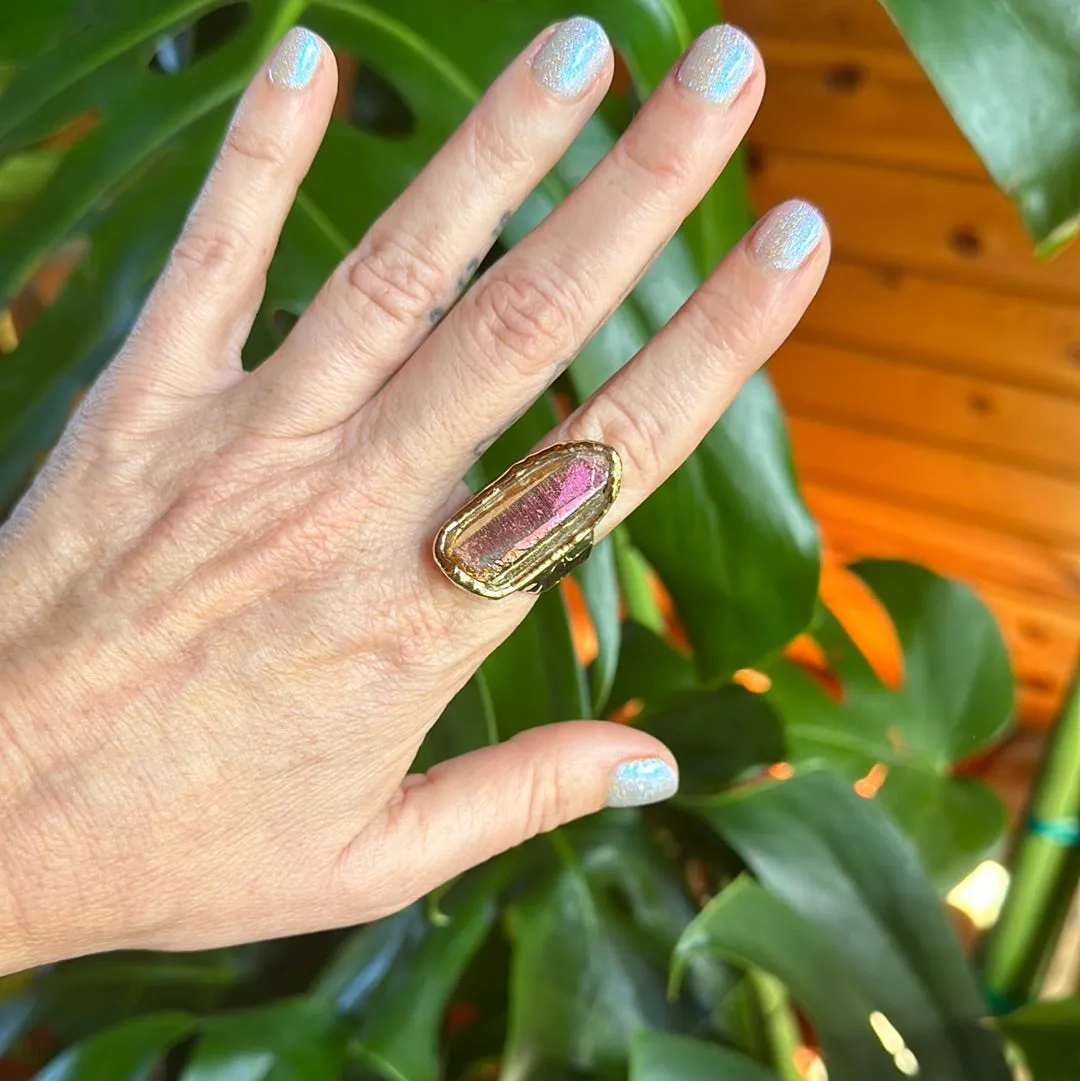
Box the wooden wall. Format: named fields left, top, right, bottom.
left=726, top=0, right=1080, bottom=729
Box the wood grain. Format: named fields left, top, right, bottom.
left=727, top=0, right=904, bottom=51
left=798, top=262, right=1080, bottom=400
left=750, top=38, right=983, bottom=179
left=805, top=483, right=1080, bottom=605
left=770, top=341, right=1080, bottom=476
left=789, top=416, right=1080, bottom=546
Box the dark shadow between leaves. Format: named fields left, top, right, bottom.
left=148, top=3, right=252, bottom=75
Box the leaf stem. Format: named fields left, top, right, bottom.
left=980, top=667, right=1080, bottom=1009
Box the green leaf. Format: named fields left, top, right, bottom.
left=671, top=878, right=893, bottom=1081
left=577, top=533, right=620, bottom=716
left=607, top=621, right=697, bottom=715
left=876, top=0, right=1080, bottom=253
left=34, top=1011, right=195, bottom=1081
left=483, top=587, right=588, bottom=737
left=411, top=673, right=496, bottom=773
left=763, top=560, right=1013, bottom=885
left=181, top=996, right=343, bottom=1081
left=502, top=825, right=693, bottom=1081
left=629, top=374, right=821, bottom=680
left=696, top=770, right=1012, bottom=1081
left=328, top=862, right=509, bottom=1081
left=640, top=685, right=785, bottom=796
left=0, top=992, right=35, bottom=1057
left=0, top=149, right=59, bottom=209
left=630, top=1028, right=780, bottom=1081
left=998, top=997, right=1080, bottom=1081
left=6, top=949, right=251, bottom=1055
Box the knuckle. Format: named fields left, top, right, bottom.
left=222, top=118, right=290, bottom=171
left=470, top=264, right=589, bottom=373
left=342, top=231, right=445, bottom=330
left=469, top=112, right=532, bottom=177
left=692, top=286, right=763, bottom=365
left=570, top=392, right=665, bottom=481
left=169, top=218, right=254, bottom=282
left=612, top=125, right=697, bottom=197
left=520, top=756, right=570, bottom=840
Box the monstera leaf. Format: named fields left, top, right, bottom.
left=0, top=0, right=819, bottom=695
left=682, top=771, right=1013, bottom=1081
left=762, top=560, right=1014, bottom=886
left=876, top=0, right=1080, bottom=253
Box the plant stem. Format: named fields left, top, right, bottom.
left=980, top=669, right=1080, bottom=1011
left=749, top=968, right=804, bottom=1081
left=613, top=528, right=665, bottom=635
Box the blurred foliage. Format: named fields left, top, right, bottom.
left=0, top=1, right=1068, bottom=1079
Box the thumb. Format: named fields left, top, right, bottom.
left=357, top=721, right=678, bottom=903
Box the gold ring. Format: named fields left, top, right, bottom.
left=433, top=441, right=622, bottom=599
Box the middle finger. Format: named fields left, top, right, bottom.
left=375, top=25, right=762, bottom=494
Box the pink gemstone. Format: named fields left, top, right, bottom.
left=457, top=449, right=612, bottom=574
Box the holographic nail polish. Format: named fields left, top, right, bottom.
left=607, top=758, right=679, bottom=808
left=532, top=17, right=610, bottom=99
left=268, top=27, right=321, bottom=91
left=677, top=25, right=756, bottom=105
left=750, top=199, right=826, bottom=272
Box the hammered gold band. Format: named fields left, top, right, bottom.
left=433, top=441, right=622, bottom=599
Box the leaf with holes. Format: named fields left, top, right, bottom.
left=876, top=0, right=1080, bottom=253
left=761, top=560, right=1013, bottom=887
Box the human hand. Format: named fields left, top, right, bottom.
left=0, top=19, right=828, bottom=974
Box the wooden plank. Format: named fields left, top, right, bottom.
left=750, top=38, right=983, bottom=179
left=750, top=150, right=1080, bottom=303
left=726, top=0, right=904, bottom=51
left=805, top=483, right=1080, bottom=605
left=798, top=262, right=1080, bottom=400
left=788, top=416, right=1080, bottom=545
left=770, top=342, right=1080, bottom=476
left=1015, top=683, right=1065, bottom=730
left=979, top=585, right=1080, bottom=696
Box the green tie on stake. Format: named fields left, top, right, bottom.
left=980, top=669, right=1080, bottom=1011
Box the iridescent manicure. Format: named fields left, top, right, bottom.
left=607, top=758, right=679, bottom=808
left=268, top=27, right=321, bottom=90
left=677, top=25, right=756, bottom=105
left=750, top=199, right=826, bottom=272
left=532, top=17, right=610, bottom=99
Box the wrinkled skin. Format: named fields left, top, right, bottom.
left=0, top=21, right=828, bottom=973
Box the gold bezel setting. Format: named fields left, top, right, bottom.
left=433, top=441, right=622, bottom=599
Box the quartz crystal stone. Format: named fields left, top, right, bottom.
left=434, top=442, right=621, bottom=598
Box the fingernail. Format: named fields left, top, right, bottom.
left=532, top=17, right=610, bottom=99
left=268, top=27, right=321, bottom=91
left=607, top=758, right=679, bottom=808
left=677, top=25, right=756, bottom=105
left=750, top=199, right=826, bottom=272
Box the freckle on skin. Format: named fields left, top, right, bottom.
left=429, top=307, right=446, bottom=324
